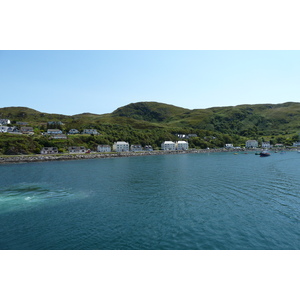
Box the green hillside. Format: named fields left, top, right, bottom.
left=1, top=101, right=300, bottom=154
left=112, top=101, right=189, bottom=123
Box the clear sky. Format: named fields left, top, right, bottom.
left=1, top=50, right=300, bottom=115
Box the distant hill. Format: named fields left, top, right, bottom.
left=1, top=101, right=300, bottom=136
left=112, top=102, right=189, bottom=122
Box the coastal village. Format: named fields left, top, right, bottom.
left=1, top=118, right=300, bottom=157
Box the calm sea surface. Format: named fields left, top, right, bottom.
left=1, top=151, right=300, bottom=250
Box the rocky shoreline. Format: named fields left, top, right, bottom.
left=0, top=148, right=256, bottom=165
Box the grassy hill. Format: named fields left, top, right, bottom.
left=112, top=101, right=189, bottom=123
left=1, top=101, right=300, bottom=154
left=2, top=102, right=300, bottom=135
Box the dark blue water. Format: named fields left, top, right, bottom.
left=1, top=151, right=300, bottom=249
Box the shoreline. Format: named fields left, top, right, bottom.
left=0, top=148, right=263, bottom=165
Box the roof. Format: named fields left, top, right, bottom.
left=115, top=141, right=129, bottom=145
left=21, top=127, right=33, bottom=130
left=42, top=147, right=58, bottom=150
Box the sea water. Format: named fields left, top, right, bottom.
left=1, top=151, right=300, bottom=249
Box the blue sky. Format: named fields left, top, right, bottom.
left=1, top=50, right=300, bottom=115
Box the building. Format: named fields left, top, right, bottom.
left=40, top=147, right=58, bottom=154
left=0, top=119, right=10, bottom=125
left=21, top=127, right=34, bottom=134
left=130, top=144, right=142, bottom=152
left=225, top=144, right=234, bottom=149
left=68, top=129, right=80, bottom=134
left=68, top=146, right=86, bottom=153
left=48, top=121, right=63, bottom=125
left=0, top=126, right=9, bottom=133
left=16, top=122, right=29, bottom=125
left=52, top=134, right=67, bottom=139
left=176, top=141, right=189, bottom=150
left=113, top=141, right=129, bottom=152
left=47, top=129, right=62, bottom=135
left=144, top=145, right=153, bottom=151
left=261, top=141, right=271, bottom=148
left=161, top=141, right=176, bottom=151
left=245, top=140, right=258, bottom=148
left=82, top=129, right=98, bottom=135
left=293, top=141, right=300, bottom=147
left=187, top=134, right=197, bottom=138
left=97, top=145, right=111, bottom=152
left=7, top=127, right=18, bottom=133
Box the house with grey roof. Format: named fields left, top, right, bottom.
left=41, top=147, right=58, bottom=154
left=47, top=129, right=63, bottom=135
left=130, top=144, right=142, bottom=152
left=21, top=127, right=34, bottom=134
left=0, top=119, right=10, bottom=125
left=68, top=146, right=86, bottom=153
left=82, top=129, right=98, bottom=135
left=0, top=126, right=9, bottom=133
left=68, top=129, right=80, bottom=134
left=52, top=134, right=67, bottom=139
left=97, top=145, right=112, bottom=152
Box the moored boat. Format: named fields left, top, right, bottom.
left=260, top=150, right=270, bottom=157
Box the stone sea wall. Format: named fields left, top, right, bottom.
left=0, top=148, right=251, bottom=164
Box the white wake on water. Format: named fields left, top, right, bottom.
left=0, top=183, right=75, bottom=213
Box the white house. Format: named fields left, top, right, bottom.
left=261, top=141, right=271, bottom=148
left=40, top=147, right=58, bottom=154
left=68, top=146, right=86, bottom=153
left=245, top=140, right=258, bottom=148
left=161, top=141, right=176, bottom=151
left=113, top=141, right=129, bottom=152
left=47, top=129, right=62, bottom=134
left=176, top=141, right=189, bottom=150
left=82, top=129, right=98, bottom=135
left=97, top=145, right=112, bottom=152
left=68, top=129, right=80, bottom=134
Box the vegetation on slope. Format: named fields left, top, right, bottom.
left=1, top=101, right=300, bottom=154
